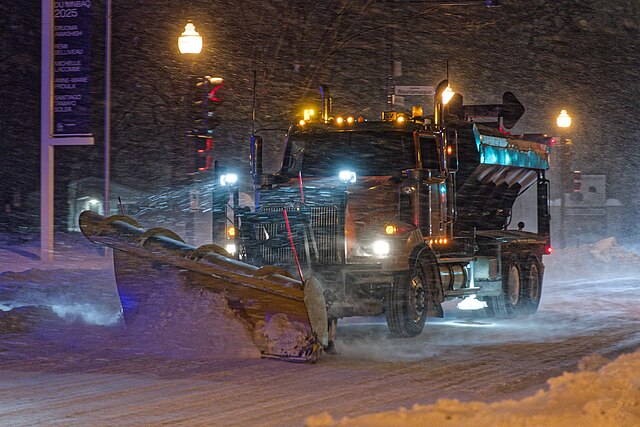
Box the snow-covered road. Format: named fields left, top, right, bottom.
left=1, top=239, right=639, bottom=426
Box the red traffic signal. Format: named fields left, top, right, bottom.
left=572, top=170, right=582, bottom=192
left=192, top=137, right=213, bottom=173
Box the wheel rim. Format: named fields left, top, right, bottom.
left=409, top=276, right=426, bottom=322
left=507, top=264, right=520, bottom=306
left=528, top=263, right=540, bottom=302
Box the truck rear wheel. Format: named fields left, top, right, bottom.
left=385, top=254, right=435, bottom=337
left=521, top=257, right=543, bottom=314
left=484, top=255, right=523, bottom=318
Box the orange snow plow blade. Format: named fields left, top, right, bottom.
left=79, top=210, right=327, bottom=362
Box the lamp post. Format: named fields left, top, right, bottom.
left=179, top=21, right=202, bottom=244
left=556, top=109, right=572, bottom=248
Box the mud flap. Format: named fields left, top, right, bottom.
left=79, top=211, right=327, bottom=362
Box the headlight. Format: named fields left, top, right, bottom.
left=225, top=243, right=237, bottom=255
left=338, top=170, right=356, bottom=183
left=220, top=173, right=238, bottom=186
left=372, top=240, right=390, bottom=256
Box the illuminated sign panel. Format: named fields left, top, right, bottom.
left=52, top=1, right=92, bottom=136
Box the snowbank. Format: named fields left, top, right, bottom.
left=0, top=267, right=261, bottom=360
left=306, top=350, right=640, bottom=426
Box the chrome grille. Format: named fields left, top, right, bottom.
left=257, top=205, right=342, bottom=265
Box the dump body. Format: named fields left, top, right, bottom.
left=453, top=122, right=550, bottom=235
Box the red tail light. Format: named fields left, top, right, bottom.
left=545, top=245, right=552, bottom=255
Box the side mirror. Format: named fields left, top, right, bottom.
left=437, top=130, right=447, bottom=176
left=446, top=129, right=459, bottom=173
left=250, top=135, right=263, bottom=187
left=435, top=128, right=458, bottom=176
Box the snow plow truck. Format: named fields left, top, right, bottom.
left=80, top=80, right=552, bottom=361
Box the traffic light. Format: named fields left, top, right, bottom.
left=572, top=170, right=582, bottom=192
left=188, top=76, right=223, bottom=174
left=190, top=76, right=223, bottom=138
left=191, top=136, right=213, bottom=173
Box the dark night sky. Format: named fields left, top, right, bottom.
left=1, top=0, right=639, bottom=236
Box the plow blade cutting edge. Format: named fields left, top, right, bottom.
left=79, top=210, right=328, bottom=362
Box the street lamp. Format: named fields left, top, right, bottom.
left=178, top=21, right=203, bottom=55
left=179, top=21, right=202, bottom=244
left=556, top=109, right=572, bottom=248
left=556, top=109, right=571, bottom=129
left=442, top=85, right=455, bottom=105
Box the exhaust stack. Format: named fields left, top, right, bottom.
left=434, top=79, right=449, bottom=127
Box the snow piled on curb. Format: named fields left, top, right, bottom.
left=306, top=350, right=640, bottom=426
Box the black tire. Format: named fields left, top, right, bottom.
left=385, top=254, right=435, bottom=337
left=484, top=255, right=523, bottom=318
left=521, top=256, right=543, bottom=314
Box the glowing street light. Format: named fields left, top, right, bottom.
left=556, top=109, right=571, bottom=128
left=178, top=21, right=203, bottom=54
left=442, top=85, right=455, bottom=105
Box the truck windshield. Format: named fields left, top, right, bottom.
left=286, top=131, right=417, bottom=177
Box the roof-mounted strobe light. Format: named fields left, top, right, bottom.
left=303, top=109, right=315, bottom=121
left=338, top=170, right=356, bottom=184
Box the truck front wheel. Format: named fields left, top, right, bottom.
left=385, top=254, right=435, bottom=337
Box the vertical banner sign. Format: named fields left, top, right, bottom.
left=53, top=1, right=92, bottom=136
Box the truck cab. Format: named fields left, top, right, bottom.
left=229, top=84, right=552, bottom=337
